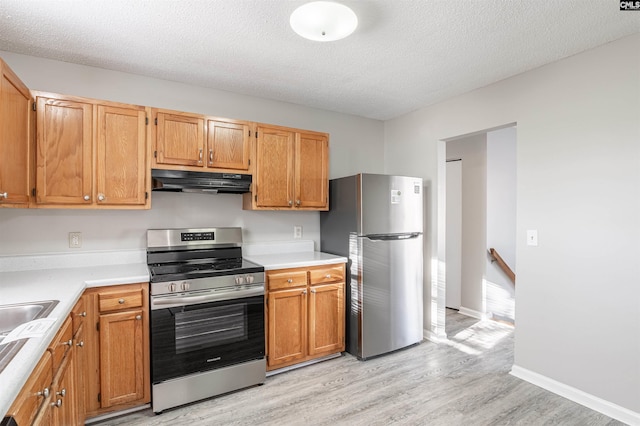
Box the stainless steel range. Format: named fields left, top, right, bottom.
left=147, top=227, right=265, bottom=414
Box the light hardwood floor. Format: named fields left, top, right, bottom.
left=97, top=309, right=622, bottom=425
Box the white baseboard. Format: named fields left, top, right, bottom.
left=423, top=328, right=446, bottom=343
left=458, top=306, right=488, bottom=320
left=510, top=365, right=640, bottom=426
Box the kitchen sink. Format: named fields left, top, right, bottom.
left=0, top=300, right=59, bottom=373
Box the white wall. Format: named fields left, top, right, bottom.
left=384, top=33, right=640, bottom=417
left=486, top=126, right=517, bottom=322
left=446, top=134, right=487, bottom=315
left=0, top=51, right=385, bottom=255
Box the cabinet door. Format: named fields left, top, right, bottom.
left=255, top=126, right=294, bottom=208
left=0, top=60, right=32, bottom=207
left=36, top=96, right=93, bottom=204
left=295, top=132, right=328, bottom=209
left=155, top=112, right=204, bottom=167
left=7, top=351, right=52, bottom=426
left=51, top=351, right=77, bottom=426
left=267, top=288, right=307, bottom=368
left=96, top=105, right=147, bottom=206
left=207, top=119, right=250, bottom=170
left=99, top=309, right=144, bottom=408
left=308, top=282, right=345, bottom=356
left=73, top=322, right=87, bottom=425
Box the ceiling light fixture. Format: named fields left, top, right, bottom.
left=290, top=1, right=358, bottom=42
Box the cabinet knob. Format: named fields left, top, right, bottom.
left=302, top=289, right=307, bottom=295
left=311, top=289, right=316, bottom=293
left=81, top=311, right=87, bottom=317
left=83, top=195, right=90, bottom=201
left=0, top=192, right=7, bottom=199
left=37, top=387, right=50, bottom=398
left=135, top=315, right=142, bottom=320
left=56, top=388, right=66, bottom=397
left=118, top=298, right=125, bottom=304
left=64, top=339, right=73, bottom=346
left=288, top=200, right=293, bottom=206
left=76, top=341, right=84, bottom=347
left=287, top=279, right=293, bottom=283
left=296, top=200, right=301, bottom=206
left=52, top=399, right=62, bottom=408
left=97, top=193, right=105, bottom=201
left=325, top=274, right=331, bottom=279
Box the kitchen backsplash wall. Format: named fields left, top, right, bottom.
left=0, top=192, right=320, bottom=256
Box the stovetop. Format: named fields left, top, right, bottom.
left=148, top=258, right=264, bottom=283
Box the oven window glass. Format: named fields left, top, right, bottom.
left=175, top=304, right=247, bottom=354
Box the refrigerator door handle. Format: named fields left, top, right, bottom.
left=363, top=232, right=421, bottom=241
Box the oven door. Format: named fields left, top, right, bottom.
left=151, top=294, right=264, bottom=384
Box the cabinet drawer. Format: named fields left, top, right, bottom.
left=48, top=316, right=73, bottom=372
left=267, top=270, right=308, bottom=291
left=71, top=296, right=86, bottom=336
left=309, top=264, right=345, bottom=285
left=99, top=289, right=143, bottom=313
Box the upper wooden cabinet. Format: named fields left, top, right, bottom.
left=152, top=108, right=252, bottom=173
left=0, top=58, right=33, bottom=207
left=34, top=92, right=150, bottom=209
left=244, top=124, right=329, bottom=211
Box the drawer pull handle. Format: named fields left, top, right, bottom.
left=118, top=298, right=125, bottom=304
left=136, top=315, right=142, bottom=320
left=37, top=388, right=50, bottom=398
left=287, top=279, right=293, bottom=283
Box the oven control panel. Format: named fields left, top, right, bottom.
left=150, top=272, right=265, bottom=296
left=181, top=232, right=214, bottom=242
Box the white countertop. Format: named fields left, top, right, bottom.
left=0, top=261, right=149, bottom=420
left=245, top=251, right=347, bottom=270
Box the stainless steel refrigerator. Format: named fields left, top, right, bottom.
left=320, top=173, right=424, bottom=360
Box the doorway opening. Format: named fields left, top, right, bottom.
left=443, top=124, right=517, bottom=336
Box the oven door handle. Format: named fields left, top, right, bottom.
left=151, top=285, right=264, bottom=309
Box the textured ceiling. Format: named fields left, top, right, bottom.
left=0, top=1, right=638, bottom=120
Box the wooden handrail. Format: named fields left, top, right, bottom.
left=489, top=248, right=515, bottom=284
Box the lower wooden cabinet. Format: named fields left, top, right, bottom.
left=83, top=282, right=150, bottom=418
left=266, top=263, right=345, bottom=371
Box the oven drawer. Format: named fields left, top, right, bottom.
left=99, top=289, right=144, bottom=312
left=267, top=270, right=308, bottom=291
left=309, top=264, right=345, bottom=285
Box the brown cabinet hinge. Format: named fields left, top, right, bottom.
left=254, top=194, right=257, bottom=202
left=98, top=393, right=101, bottom=403
left=154, top=151, right=157, bottom=158
left=248, top=159, right=251, bottom=166
left=255, top=131, right=258, bottom=138
left=145, top=117, right=149, bottom=125
left=96, top=322, right=100, bottom=331
left=154, top=118, right=158, bottom=125
left=31, top=188, right=36, bottom=197
left=145, top=191, right=149, bottom=200
left=32, top=102, right=36, bottom=111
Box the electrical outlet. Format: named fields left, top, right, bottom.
left=69, top=232, right=82, bottom=248
left=526, top=230, right=538, bottom=246
left=293, top=225, right=302, bottom=239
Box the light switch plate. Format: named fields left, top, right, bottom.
left=526, top=230, right=538, bottom=246
left=69, top=232, right=82, bottom=248
left=293, top=225, right=302, bottom=239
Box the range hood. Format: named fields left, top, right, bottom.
left=151, top=169, right=251, bottom=194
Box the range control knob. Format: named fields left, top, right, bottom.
left=181, top=281, right=190, bottom=291
left=234, top=276, right=245, bottom=285
left=245, top=275, right=254, bottom=284
left=168, top=283, right=177, bottom=292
